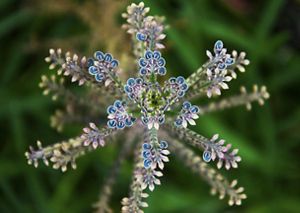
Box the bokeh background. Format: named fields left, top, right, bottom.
left=1, top=0, right=300, bottom=212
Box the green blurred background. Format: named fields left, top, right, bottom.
left=1, top=0, right=300, bottom=212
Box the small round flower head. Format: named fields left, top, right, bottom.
left=139, top=50, right=166, bottom=76
left=142, top=142, right=153, bottom=169
left=206, top=68, right=232, bottom=97
left=122, top=2, right=150, bottom=34
left=206, top=40, right=235, bottom=71
left=81, top=123, right=105, bottom=149
left=202, top=134, right=242, bottom=170
left=164, top=76, right=189, bottom=101
left=88, top=51, right=119, bottom=83
left=107, top=100, right=136, bottom=129
left=124, top=77, right=145, bottom=102
left=174, top=101, right=200, bottom=128
left=141, top=114, right=165, bottom=130
left=139, top=18, right=166, bottom=50
left=136, top=32, right=147, bottom=41
left=141, top=140, right=169, bottom=169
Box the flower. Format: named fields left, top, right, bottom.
left=203, top=40, right=235, bottom=97
left=81, top=123, right=106, bottom=149
left=139, top=50, right=166, bottom=76
left=26, top=2, right=270, bottom=212
left=88, top=51, right=119, bottom=84
left=175, top=101, right=200, bottom=128
left=206, top=67, right=232, bottom=97
left=106, top=100, right=136, bottom=129
left=206, top=40, right=235, bottom=71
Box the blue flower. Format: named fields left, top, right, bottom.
left=141, top=114, right=165, bottom=130
left=174, top=101, right=200, bottom=128
left=124, top=77, right=145, bottom=101
left=139, top=50, right=166, bottom=76
left=206, top=40, right=235, bottom=71
left=203, top=150, right=212, bottom=162
left=88, top=51, right=119, bottom=83
left=136, top=32, right=147, bottom=41
left=141, top=141, right=169, bottom=169
left=164, top=76, right=189, bottom=101
left=106, top=100, right=135, bottom=129
left=159, top=140, right=168, bottom=149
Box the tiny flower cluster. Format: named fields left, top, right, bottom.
left=142, top=141, right=169, bottom=169
left=141, top=113, right=165, bottom=130
left=163, top=76, right=189, bottom=100
left=206, top=40, right=235, bottom=71
left=122, top=2, right=166, bottom=50
left=81, top=123, right=106, bottom=149
left=202, top=134, right=241, bottom=170
left=107, top=100, right=136, bottom=129
left=88, top=51, right=119, bottom=84
left=205, top=40, right=235, bottom=97
left=124, top=77, right=145, bottom=101
left=175, top=101, right=200, bottom=128
left=139, top=50, right=166, bottom=76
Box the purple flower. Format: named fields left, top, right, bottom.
left=139, top=50, right=166, bottom=76
left=175, top=101, right=200, bottom=128
left=107, top=100, right=136, bottom=129
left=88, top=51, right=118, bottom=84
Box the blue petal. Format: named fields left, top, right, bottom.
left=190, top=105, right=200, bottom=113
left=218, top=63, right=226, bottom=70
left=143, top=159, right=152, bottom=169
left=214, top=40, right=223, bottom=51
left=117, top=121, right=125, bottom=129
left=107, top=105, right=117, bottom=114
left=183, top=101, right=191, bottom=110
left=158, top=67, right=166, bottom=75
left=94, top=51, right=104, bottom=61
left=178, top=90, right=185, bottom=98
left=135, top=78, right=143, bottom=85
left=158, top=116, right=165, bottom=124
left=168, top=77, right=176, bottom=84
left=142, top=150, right=151, bottom=159
left=141, top=116, right=149, bottom=124
left=104, top=53, right=113, bottom=62
left=181, top=83, right=188, bottom=91
left=125, top=118, right=133, bottom=126
left=176, top=76, right=185, bottom=84
left=136, top=32, right=147, bottom=41
left=87, top=58, right=94, bottom=67
left=225, top=57, right=234, bottom=65
left=159, top=140, right=168, bottom=149
left=107, top=119, right=117, bottom=128
left=127, top=78, right=135, bottom=86
left=95, top=73, right=104, bottom=82
left=110, top=59, right=119, bottom=68
left=203, top=150, right=212, bottom=162
left=139, top=58, right=147, bottom=67
left=153, top=51, right=161, bottom=59
left=143, top=143, right=152, bottom=150
left=145, top=50, right=153, bottom=59
left=157, top=58, right=165, bottom=67
left=129, top=94, right=135, bottom=100
left=124, top=85, right=132, bottom=93
left=174, top=118, right=183, bottom=127
left=139, top=68, right=148, bottom=76
left=89, top=66, right=98, bottom=75
left=114, top=100, right=123, bottom=109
